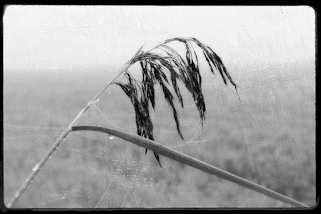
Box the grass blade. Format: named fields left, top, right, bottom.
left=72, top=125, right=309, bottom=208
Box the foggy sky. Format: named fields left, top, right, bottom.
left=3, top=6, right=315, bottom=72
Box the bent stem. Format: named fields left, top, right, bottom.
left=6, top=63, right=132, bottom=208
left=71, top=125, right=308, bottom=208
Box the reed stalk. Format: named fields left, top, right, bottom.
left=6, top=37, right=307, bottom=208
left=6, top=61, right=132, bottom=208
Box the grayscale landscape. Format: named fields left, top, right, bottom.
left=3, top=6, right=315, bottom=208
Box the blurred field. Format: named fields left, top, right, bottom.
left=3, top=61, right=315, bottom=208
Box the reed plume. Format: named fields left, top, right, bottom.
left=113, top=37, right=239, bottom=166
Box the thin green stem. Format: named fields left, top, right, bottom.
left=71, top=125, right=309, bottom=208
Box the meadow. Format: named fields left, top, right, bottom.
left=3, top=60, right=315, bottom=208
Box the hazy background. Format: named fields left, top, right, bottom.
left=3, top=6, right=315, bottom=208
left=4, top=6, right=314, bottom=71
